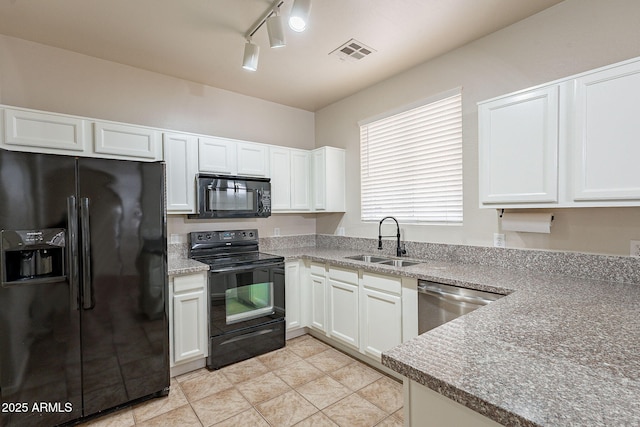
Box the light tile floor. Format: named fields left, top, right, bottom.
left=80, top=334, right=403, bottom=427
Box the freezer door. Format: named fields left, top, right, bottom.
left=77, top=157, right=168, bottom=416
left=0, top=149, right=82, bottom=426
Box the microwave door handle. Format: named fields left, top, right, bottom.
left=67, top=196, right=80, bottom=310
left=80, top=197, right=94, bottom=310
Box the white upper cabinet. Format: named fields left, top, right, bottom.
left=572, top=61, right=640, bottom=202
left=197, top=138, right=268, bottom=177
left=198, top=136, right=237, bottom=174
left=312, top=146, right=346, bottom=212
left=291, top=150, right=311, bottom=210
left=237, top=141, right=269, bottom=177
left=270, top=147, right=293, bottom=210
left=478, top=55, right=640, bottom=208
left=3, top=108, right=89, bottom=153
left=1, top=106, right=162, bottom=160
left=269, top=146, right=310, bottom=212
left=164, top=132, right=198, bottom=213
left=478, top=86, right=559, bottom=205
left=93, top=121, right=162, bottom=160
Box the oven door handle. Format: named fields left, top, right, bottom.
left=209, top=261, right=284, bottom=274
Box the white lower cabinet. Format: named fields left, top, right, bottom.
left=285, top=261, right=302, bottom=331
left=169, top=272, right=208, bottom=367
left=328, top=267, right=359, bottom=349
left=309, top=263, right=327, bottom=333
left=302, top=262, right=406, bottom=363
left=360, top=274, right=402, bottom=360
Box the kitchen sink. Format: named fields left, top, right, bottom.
left=344, top=254, right=390, bottom=263
left=344, top=254, right=422, bottom=267
left=379, top=259, right=421, bottom=267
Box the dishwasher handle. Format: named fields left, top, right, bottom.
left=417, top=282, right=501, bottom=306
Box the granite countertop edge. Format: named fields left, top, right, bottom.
left=168, top=257, right=210, bottom=275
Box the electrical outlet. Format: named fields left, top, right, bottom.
left=493, top=233, right=506, bottom=248
left=630, top=240, right=640, bottom=257
left=273, top=228, right=281, bottom=237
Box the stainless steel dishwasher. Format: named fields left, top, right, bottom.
left=418, top=280, right=504, bottom=334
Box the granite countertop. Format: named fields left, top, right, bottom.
left=265, top=247, right=640, bottom=427
left=168, top=257, right=209, bottom=275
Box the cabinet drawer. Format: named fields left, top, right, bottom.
left=310, top=262, right=326, bottom=276
left=173, top=273, right=206, bottom=294
left=362, top=272, right=401, bottom=295
left=328, top=266, right=358, bottom=285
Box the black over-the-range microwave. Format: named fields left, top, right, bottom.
left=189, top=174, right=271, bottom=219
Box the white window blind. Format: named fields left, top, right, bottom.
left=360, top=90, right=463, bottom=224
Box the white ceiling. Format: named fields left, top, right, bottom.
left=0, top=0, right=563, bottom=111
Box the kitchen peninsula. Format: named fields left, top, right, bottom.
left=216, top=236, right=640, bottom=427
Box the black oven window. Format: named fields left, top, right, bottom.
left=225, top=280, right=274, bottom=323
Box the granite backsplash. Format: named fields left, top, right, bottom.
left=171, top=233, right=640, bottom=285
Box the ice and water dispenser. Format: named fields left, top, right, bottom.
left=1, top=229, right=66, bottom=286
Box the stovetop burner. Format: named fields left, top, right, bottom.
left=188, top=229, right=283, bottom=271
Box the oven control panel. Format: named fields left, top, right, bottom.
left=191, top=229, right=258, bottom=244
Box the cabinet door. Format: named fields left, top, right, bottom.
left=285, top=261, right=301, bottom=331
left=573, top=61, right=640, bottom=201
left=237, top=142, right=268, bottom=177
left=198, top=136, right=237, bottom=174
left=309, top=274, right=327, bottom=332
left=328, top=278, right=359, bottom=349
left=291, top=150, right=311, bottom=210
left=478, top=86, right=559, bottom=205
left=360, top=287, right=401, bottom=360
left=312, top=148, right=326, bottom=210
left=93, top=121, right=161, bottom=160
left=3, top=108, right=88, bottom=153
left=164, top=133, right=198, bottom=213
left=172, top=274, right=207, bottom=364
left=270, top=147, right=292, bottom=210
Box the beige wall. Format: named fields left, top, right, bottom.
left=0, top=34, right=317, bottom=239
left=315, top=0, right=640, bottom=256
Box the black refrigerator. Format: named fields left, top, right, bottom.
left=0, top=148, right=169, bottom=426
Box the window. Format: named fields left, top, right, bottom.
left=359, top=89, right=463, bottom=224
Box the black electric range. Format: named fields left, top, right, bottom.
left=188, top=229, right=286, bottom=369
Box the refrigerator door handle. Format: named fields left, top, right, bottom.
left=80, top=197, right=94, bottom=310
left=67, top=196, right=80, bottom=310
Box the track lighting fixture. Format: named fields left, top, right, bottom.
left=289, top=0, right=312, bottom=32
left=241, top=0, right=311, bottom=71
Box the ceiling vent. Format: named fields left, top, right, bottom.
left=330, top=38, right=375, bottom=62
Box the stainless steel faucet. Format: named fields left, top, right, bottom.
left=378, top=216, right=407, bottom=257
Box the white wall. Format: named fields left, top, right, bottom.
left=315, top=0, right=640, bottom=256
left=0, top=34, right=317, bottom=239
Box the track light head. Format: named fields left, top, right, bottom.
left=267, top=14, right=286, bottom=48
left=289, top=0, right=311, bottom=32
left=242, top=41, right=259, bottom=71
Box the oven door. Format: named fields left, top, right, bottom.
left=209, top=261, right=285, bottom=336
